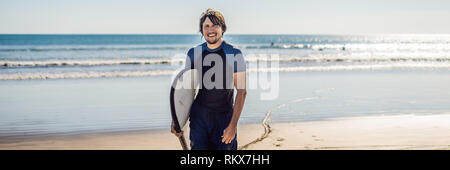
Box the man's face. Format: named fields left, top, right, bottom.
left=202, top=17, right=223, bottom=45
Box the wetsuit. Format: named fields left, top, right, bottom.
left=185, top=41, right=245, bottom=150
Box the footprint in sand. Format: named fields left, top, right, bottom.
left=273, top=137, right=285, bottom=147
left=276, top=137, right=285, bottom=142
left=312, top=135, right=324, bottom=141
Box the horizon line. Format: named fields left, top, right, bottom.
left=1, top=33, right=449, bottom=36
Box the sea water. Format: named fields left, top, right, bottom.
left=1, top=34, right=450, bottom=138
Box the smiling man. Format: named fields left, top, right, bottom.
left=171, top=8, right=247, bottom=150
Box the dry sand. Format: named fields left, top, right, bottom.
left=1, top=114, right=449, bottom=150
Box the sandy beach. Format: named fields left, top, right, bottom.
left=1, top=114, right=449, bottom=150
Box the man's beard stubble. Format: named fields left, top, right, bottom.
left=205, top=34, right=222, bottom=45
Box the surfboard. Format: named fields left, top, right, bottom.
left=170, top=68, right=199, bottom=150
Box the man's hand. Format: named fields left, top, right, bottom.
left=221, top=124, right=237, bottom=144
left=219, top=71, right=246, bottom=144
left=171, top=121, right=184, bottom=137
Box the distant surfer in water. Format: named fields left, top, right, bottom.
left=171, top=9, right=247, bottom=150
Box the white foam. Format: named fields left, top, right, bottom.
left=240, top=43, right=450, bottom=51
left=244, top=56, right=450, bottom=63
left=249, top=63, right=450, bottom=72
left=0, top=70, right=176, bottom=80
left=0, top=59, right=184, bottom=67
left=2, top=63, right=450, bottom=80
left=3, top=56, right=450, bottom=68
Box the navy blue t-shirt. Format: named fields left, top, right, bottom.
left=185, top=41, right=246, bottom=112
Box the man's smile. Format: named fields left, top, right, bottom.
left=207, top=33, right=217, bottom=38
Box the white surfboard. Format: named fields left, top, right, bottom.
left=170, top=68, right=199, bottom=150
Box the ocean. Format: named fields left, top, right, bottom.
left=1, top=34, right=450, bottom=138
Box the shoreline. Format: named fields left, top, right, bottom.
left=1, top=114, right=449, bottom=150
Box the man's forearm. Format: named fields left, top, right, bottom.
left=230, top=89, right=247, bottom=127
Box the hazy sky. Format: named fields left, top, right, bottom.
left=1, top=0, right=449, bottom=34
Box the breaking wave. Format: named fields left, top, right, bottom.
left=2, top=63, right=450, bottom=80
left=0, top=46, right=190, bottom=52
left=2, top=57, right=450, bottom=68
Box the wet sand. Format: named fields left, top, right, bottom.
left=1, top=114, right=449, bottom=150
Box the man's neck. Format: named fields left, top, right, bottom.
left=206, top=39, right=223, bottom=50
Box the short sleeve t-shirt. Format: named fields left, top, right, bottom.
left=185, top=41, right=246, bottom=112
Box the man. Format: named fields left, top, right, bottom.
left=171, top=8, right=247, bottom=150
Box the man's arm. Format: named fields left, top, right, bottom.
left=222, top=71, right=247, bottom=144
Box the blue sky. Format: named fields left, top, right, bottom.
left=1, top=0, right=449, bottom=34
